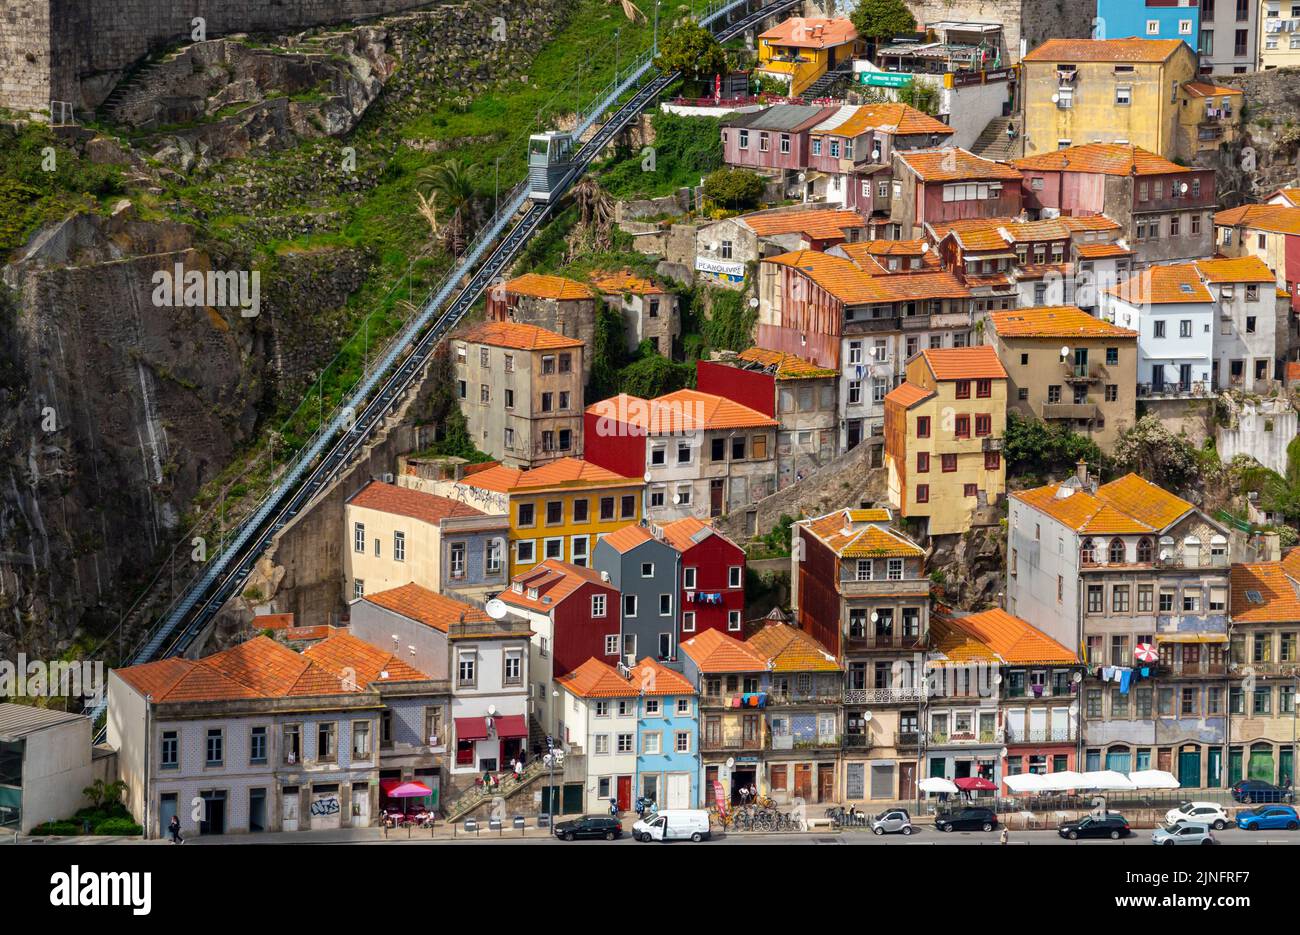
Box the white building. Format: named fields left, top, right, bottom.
left=1198, top=256, right=1282, bottom=392
left=555, top=658, right=641, bottom=812
left=1102, top=262, right=1215, bottom=399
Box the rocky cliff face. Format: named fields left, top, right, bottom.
left=1207, top=68, right=1300, bottom=207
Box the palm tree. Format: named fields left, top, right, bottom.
left=416, top=159, right=479, bottom=256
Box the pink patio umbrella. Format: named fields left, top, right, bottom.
left=381, top=780, right=433, bottom=815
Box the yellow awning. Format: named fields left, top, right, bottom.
left=1155, top=633, right=1228, bottom=643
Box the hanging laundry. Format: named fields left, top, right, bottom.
left=1119, top=669, right=1132, bottom=694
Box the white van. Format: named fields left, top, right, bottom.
left=633, top=809, right=711, bottom=842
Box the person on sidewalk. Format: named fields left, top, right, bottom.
left=999, top=826, right=1009, bottom=845
left=168, top=814, right=183, bottom=844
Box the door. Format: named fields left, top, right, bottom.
left=310, top=785, right=342, bottom=830
left=158, top=793, right=177, bottom=838
left=351, top=783, right=370, bottom=828
left=817, top=763, right=835, bottom=803
left=899, top=762, right=916, bottom=802
left=249, top=789, right=267, bottom=833
left=667, top=773, right=690, bottom=809
left=616, top=775, right=633, bottom=812
left=1179, top=363, right=1192, bottom=390
left=199, top=791, right=226, bottom=835
left=282, top=787, right=300, bottom=832
left=709, top=479, right=724, bottom=517
left=847, top=420, right=862, bottom=450
left=1179, top=747, right=1202, bottom=789
left=794, top=764, right=812, bottom=800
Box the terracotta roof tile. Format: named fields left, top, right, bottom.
left=1022, top=37, right=1184, bottom=63
left=1014, top=143, right=1188, bottom=177
left=742, top=207, right=866, bottom=240
left=764, top=250, right=971, bottom=304
left=928, top=614, right=1001, bottom=665
left=1230, top=562, right=1300, bottom=623
left=586, top=390, right=777, bottom=432
left=737, top=346, right=839, bottom=379
left=655, top=516, right=742, bottom=554
left=1214, top=204, right=1300, bottom=236
left=590, top=270, right=664, bottom=295
left=801, top=508, right=924, bottom=558
left=747, top=622, right=841, bottom=672
left=500, top=559, right=610, bottom=613
left=898, top=147, right=1022, bottom=183
left=921, top=345, right=1008, bottom=380
left=1095, top=474, right=1194, bottom=530
left=362, top=583, right=490, bottom=633
left=759, top=15, right=857, bottom=49
left=556, top=657, right=638, bottom=698
left=988, top=306, right=1138, bottom=339
left=1194, top=255, right=1275, bottom=283
left=348, top=481, right=485, bottom=525
left=1183, top=81, right=1243, bottom=98
left=1075, top=242, right=1132, bottom=259
left=680, top=628, right=768, bottom=672
left=1107, top=263, right=1213, bottom=305
left=953, top=609, right=1078, bottom=664
left=460, top=320, right=583, bottom=351
left=459, top=457, right=640, bottom=494
left=600, top=523, right=655, bottom=554
left=884, top=381, right=934, bottom=408
left=503, top=272, right=595, bottom=300
left=812, top=102, right=954, bottom=138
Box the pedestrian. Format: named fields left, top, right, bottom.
left=168, top=814, right=183, bottom=845
left=511, top=758, right=521, bottom=779
left=999, top=826, right=1009, bottom=846
left=609, top=797, right=620, bottom=819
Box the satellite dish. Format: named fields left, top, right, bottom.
left=673, top=493, right=682, bottom=504
left=643, top=471, right=653, bottom=483
left=871, top=147, right=881, bottom=161
left=999, top=746, right=1009, bottom=758
left=485, top=599, right=508, bottom=620
left=1159, top=549, right=1169, bottom=561
left=870, top=610, right=879, bottom=623
left=487, top=704, right=497, bottom=716
left=726, top=757, right=736, bottom=769
left=798, top=172, right=806, bottom=182
left=1072, top=671, right=1083, bottom=683
left=1180, top=182, right=1189, bottom=194
left=861, top=711, right=873, bottom=722
left=1050, top=93, right=1060, bottom=104
left=993, top=674, right=1003, bottom=684
left=1060, top=345, right=1070, bottom=359
left=748, top=297, right=759, bottom=308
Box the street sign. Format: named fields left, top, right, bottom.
left=861, top=72, right=912, bottom=88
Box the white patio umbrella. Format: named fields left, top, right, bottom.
left=1127, top=769, right=1180, bottom=790
left=1078, top=770, right=1137, bottom=791
left=1036, top=770, right=1085, bottom=792
left=918, top=777, right=959, bottom=795
left=1003, top=773, right=1047, bottom=794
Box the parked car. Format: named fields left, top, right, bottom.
left=1165, top=802, right=1229, bottom=830
left=1230, top=779, right=1294, bottom=804
left=871, top=808, right=914, bottom=835
left=1236, top=805, right=1300, bottom=831
left=633, top=809, right=711, bottom=842
left=1152, top=821, right=1214, bottom=846
left=553, top=815, right=622, bottom=841
left=934, top=806, right=997, bottom=832
left=1058, top=814, right=1131, bottom=840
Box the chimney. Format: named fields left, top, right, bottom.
left=1075, top=459, right=1088, bottom=487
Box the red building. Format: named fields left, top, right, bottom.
left=655, top=516, right=747, bottom=642
left=497, top=559, right=620, bottom=681
left=890, top=148, right=1024, bottom=238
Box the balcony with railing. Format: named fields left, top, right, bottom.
left=700, top=693, right=763, bottom=710
left=843, top=630, right=923, bottom=652
left=1042, top=401, right=1099, bottom=421
left=767, top=733, right=841, bottom=752
left=928, top=729, right=999, bottom=746
left=843, top=686, right=925, bottom=705
left=1136, top=381, right=1210, bottom=400
left=1062, top=361, right=1106, bottom=384
left=839, top=578, right=930, bottom=599
left=700, top=731, right=763, bottom=753
left=767, top=690, right=843, bottom=707
left=1004, top=725, right=1077, bottom=744
left=842, top=732, right=873, bottom=750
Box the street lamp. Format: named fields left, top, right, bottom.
left=653, top=1, right=661, bottom=57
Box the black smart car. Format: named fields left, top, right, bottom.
left=553, top=815, right=622, bottom=841
left=1230, top=780, right=1294, bottom=804
left=934, top=806, right=997, bottom=832
left=1058, top=814, right=1131, bottom=840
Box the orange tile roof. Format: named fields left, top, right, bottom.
left=600, top=523, right=655, bottom=554
left=1023, top=37, right=1184, bottom=63
left=955, top=609, right=1078, bottom=665
left=1183, top=81, right=1243, bottom=98
left=1060, top=215, right=1123, bottom=233
left=766, top=251, right=972, bottom=304
left=1214, top=204, right=1300, bottom=236
left=1194, top=255, right=1276, bottom=283
left=1075, top=242, right=1132, bottom=259
left=630, top=657, right=698, bottom=696
left=254, top=613, right=295, bottom=630
left=114, top=634, right=430, bottom=703
left=363, top=583, right=491, bottom=632
left=759, top=15, right=857, bottom=49
left=741, top=207, right=865, bottom=240
left=1014, top=143, right=1188, bottom=177
left=590, top=269, right=664, bottom=295
left=746, top=622, right=841, bottom=672
left=1012, top=484, right=1152, bottom=534
left=655, top=516, right=741, bottom=554
left=500, top=559, right=610, bottom=613
left=556, top=657, right=638, bottom=698
left=460, top=320, right=584, bottom=351
left=736, top=346, right=839, bottom=380
left=884, top=381, right=935, bottom=408
left=680, top=627, right=768, bottom=673
left=858, top=238, right=929, bottom=256
left=503, top=272, right=595, bottom=300
left=1107, top=263, right=1212, bottom=305
left=587, top=390, right=777, bottom=432
left=1230, top=562, right=1300, bottom=623
left=1270, top=188, right=1300, bottom=208
left=1095, top=474, right=1194, bottom=530
left=988, top=306, right=1138, bottom=339
left=460, top=457, right=641, bottom=494
left=921, top=345, right=1008, bottom=381
left=898, top=148, right=1022, bottom=183
left=348, top=480, right=485, bottom=524
left=928, top=614, right=1000, bottom=665
left=801, top=508, right=924, bottom=558
left=817, top=102, right=954, bottom=138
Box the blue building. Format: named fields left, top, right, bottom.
left=1096, top=0, right=1200, bottom=50
left=633, top=658, right=701, bottom=809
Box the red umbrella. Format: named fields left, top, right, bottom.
left=953, top=776, right=996, bottom=792
left=1134, top=643, right=1158, bottom=663
left=381, top=780, right=433, bottom=816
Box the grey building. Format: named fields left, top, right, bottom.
left=0, top=703, right=95, bottom=834
left=593, top=524, right=683, bottom=667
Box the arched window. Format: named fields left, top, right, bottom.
left=1108, top=538, right=1126, bottom=565
left=1080, top=538, right=1097, bottom=564
left=1137, top=538, right=1153, bottom=564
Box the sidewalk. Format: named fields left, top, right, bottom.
left=6, top=822, right=565, bottom=845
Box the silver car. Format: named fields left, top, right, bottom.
left=871, top=809, right=914, bottom=835
left=1151, top=821, right=1215, bottom=846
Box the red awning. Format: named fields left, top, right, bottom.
left=494, top=714, right=528, bottom=739
left=455, top=716, right=490, bottom=741
left=953, top=776, right=996, bottom=791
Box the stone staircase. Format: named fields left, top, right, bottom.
left=800, top=63, right=853, bottom=101
left=968, top=116, right=1022, bottom=161
left=443, top=758, right=550, bottom=822
left=97, top=48, right=192, bottom=124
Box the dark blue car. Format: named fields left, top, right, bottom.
left=1236, top=805, right=1300, bottom=831
left=1230, top=780, right=1294, bottom=804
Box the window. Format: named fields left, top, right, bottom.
left=352, top=721, right=371, bottom=759
left=916, top=484, right=930, bottom=504
left=592, top=593, right=607, bottom=617
left=728, top=610, right=742, bottom=631
left=683, top=566, right=697, bottom=589
left=353, top=522, right=365, bottom=554
left=604, top=634, right=618, bottom=655
left=683, top=612, right=696, bottom=632
left=941, top=454, right=957, bottom=473
left=353, top=578, right=365, bottom=600
left=620, top=495, right=636, bottom=519
left=393, top=530, right=406, bottom=563
left=206, top=728, right=224, bottom=766
left=504, top=650, right=523, bottom=685
left=975, top=414, right=992, bottom=437
left=917, top=452, right=930, bottom=473
left=624, top=594, right=637, bottom=618
left=161, top=731, right=179, bottom=770
left=457, top=651, right=477, bottom=687
left=659, top=593, right=672, bottom=616
left=449, top=541, right=466, bottom=579
left=954, top=415, right=970, bottom=438
left=955, top=380, right=971, bottom=399
left=1116, top=85, right=1132, bottom=106
left=317, top=722, right=337, bottom=762
left=729, top=566, right=742, bottom=588
left=916, top=416, right=931, bottom=438
left=976, top=379, right=992, bottom=398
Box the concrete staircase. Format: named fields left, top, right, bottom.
left=800, top=64, right=853, bottom=101
left=443, top=758, right=550, bottom=822
left=969, top=116, right=1022, bottom=161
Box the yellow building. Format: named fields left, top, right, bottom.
left=1261, top=1, right=1300, bottom=69
left=756, top=16, right=863, bottom=97
left=1021, top=38, right=1198, bottom=161
left=884, top=346, right=1008, bottom=538
left=432, top=457, right=644, bottom=578
left=1214, top=203, right=1300, bottom=298
left=1176, top=81, right=1243, bottom=161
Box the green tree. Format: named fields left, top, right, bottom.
left=849, top=0, right=917, bottom=45
left=1004, top=411, right=1103, bottom=479
left=699, top=286, right=757, bottom=352
left=1110, top=414, right=1200, bottom=490
left=655, top=20, right=730, bottom=96
left=416, top=159, right=478, bottom=256
left=586, top=305, right=631, bottom=402
left=701, top=167, right=766, bottom=210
